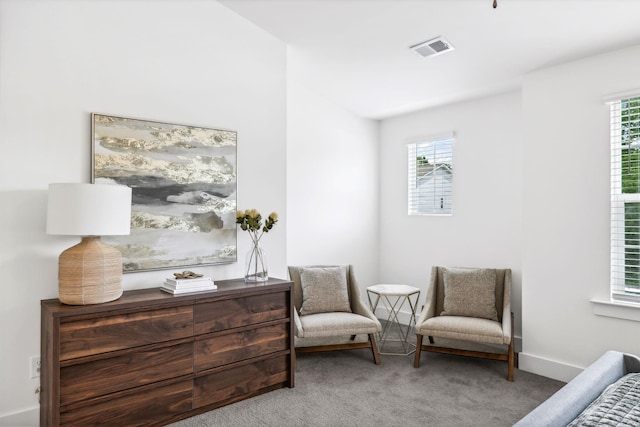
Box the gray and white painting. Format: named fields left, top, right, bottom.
left=92, top=113, right=237, bottom=272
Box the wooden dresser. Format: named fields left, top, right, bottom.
left=40, top=278, right=294, bottom=426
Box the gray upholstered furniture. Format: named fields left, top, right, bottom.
left=413, top=266, right=515, bottom=381
left=288, top=265, right=382, bottom=364
left=515, top=350, right=640, bottom=426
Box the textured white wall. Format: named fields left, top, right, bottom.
left=286, top=57, right=380, bottom=289
left=520, top=44, right=640, bottom=381
left=0, top=0, right=286, bottom=423
left=379, top=91, right=524, bottom=337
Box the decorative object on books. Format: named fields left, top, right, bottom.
left=236, top=209, right=278, bottom=283
left=92, top=113, right=237, bottom=273
left=173, top=270, right=204, bottom=279
left=46, top=183, right=132, bottom=305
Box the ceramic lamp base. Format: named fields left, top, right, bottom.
left=58, top=236, right=124, bottom=305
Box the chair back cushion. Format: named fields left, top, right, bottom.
left=435, top=267, right=507, bottom=321
left=441, top=268, right=498, bottom=321
left=299, top=266, right=352, bottom=315
left=288, top=265, right=353, bottom=314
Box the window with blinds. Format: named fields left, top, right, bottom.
left=407, top=134, right=454, bottom=216
left=610, top=96, right=640, bottom=302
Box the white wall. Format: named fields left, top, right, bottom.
left=379, top=91, right=524, bottom=337
left=5, top=3, right=640, bottom=423
left=520, top=44, right=640, bottom=381
left=286, top=51, right=380, bottom=288
left=0, top=0, right=287, bottom=423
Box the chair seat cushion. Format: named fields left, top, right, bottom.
left=416, top=315, right=509, bottom=345
left=297, top=312, right=380, bottom=338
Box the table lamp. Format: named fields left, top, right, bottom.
left=46, top=183, right=132, bottom=305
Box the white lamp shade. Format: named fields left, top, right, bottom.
left=47, top=183, right=132, bottom=236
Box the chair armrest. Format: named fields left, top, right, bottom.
left=501, top=310, right=512, bottom=345
left=416, top=266, right=439, bottom=327
left=350, top=283, right=382, bottom=328
left=501, top=269, right=512, bottom=344
left=347, top=266, right=381, bottom=326
left=352, top=294, right=380, bottom=324
left=501, top=304, right=511, bottom=343
left=293, top=309, right=304, bottom=338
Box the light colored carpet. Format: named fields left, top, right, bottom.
left=170, top=349, right=564, bottom=427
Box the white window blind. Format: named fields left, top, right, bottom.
left=408, top=134, right=454, bottom=216
left=610, top=96, right=640, bottom=302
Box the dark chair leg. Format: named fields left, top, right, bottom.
left=507, top=342, right=514, bottom=382
left=349, top=335, right=356, bottom=340
left=369, top=333, right=381, bottom=365
left=428, top=336, right=434, bottom=344
left=413, top=334, right=424, bottom=368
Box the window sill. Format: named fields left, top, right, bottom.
left=590, top=298, right=640, bottom=322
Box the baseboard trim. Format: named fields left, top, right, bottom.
left=518, top=352, right=583, bottom=383
left=0, top=406, right=38, bottom=427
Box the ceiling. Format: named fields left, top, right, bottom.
left=219, top=0, right=640, bottom=120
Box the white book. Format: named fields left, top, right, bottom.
left=164, top=277, right=213, bottom=288
left=162, top=280, right=216, bottom=290
left=160, top=284, right=217, bottom=295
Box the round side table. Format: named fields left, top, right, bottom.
left=366, top=284, right=420, bottom=356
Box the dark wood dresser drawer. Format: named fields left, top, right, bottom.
left=60, top=341, right=193, bottom=405
left=194, top=291, right=288, bottom=334
left=42, top=280, right=293, bottom=426
left=60, top=379, right=192, bottom=427
left=60, top=305, right=193, bottom=360
left=194, top=321, right=288, bottom=371
left=193, top=354, right=290, bottom=408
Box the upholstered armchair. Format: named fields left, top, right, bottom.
left=413, top=266, right=515, bottom=381
left=288, top=265, right=381, bottom=364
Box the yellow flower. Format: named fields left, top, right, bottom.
left=236, top=208, right=278, bottom=237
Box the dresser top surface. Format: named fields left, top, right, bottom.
left=42, top=277, right=292, bottom=317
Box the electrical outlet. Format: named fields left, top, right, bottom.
left=30, top=356, right=41, bottom=378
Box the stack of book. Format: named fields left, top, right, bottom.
left=160, top=276, right=217, bottom=295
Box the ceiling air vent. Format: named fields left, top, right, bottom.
left=410, top=37, right=455, bottom=58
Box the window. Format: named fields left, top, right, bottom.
left=610, top=95, right=640, bottom=302
left=407, top=134, right=454, bottom=216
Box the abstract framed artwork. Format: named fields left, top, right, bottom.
left=91, top=113, right=237, bottom=272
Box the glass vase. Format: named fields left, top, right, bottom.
left=245, top=241, right=268, bottom=283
